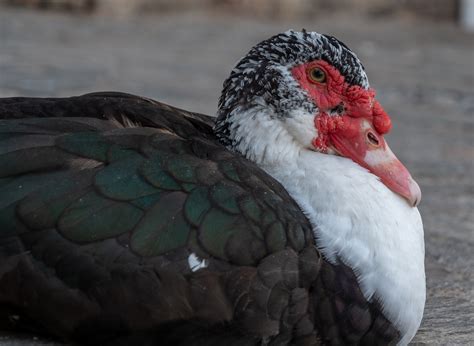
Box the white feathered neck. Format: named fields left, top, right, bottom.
left=225, top=106, right=426, bottom=345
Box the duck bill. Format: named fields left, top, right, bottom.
left=329, top=119, right=421, bottom=207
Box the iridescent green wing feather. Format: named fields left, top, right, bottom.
left=0, top=116, right=311, bottom=264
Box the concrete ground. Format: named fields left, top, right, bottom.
left=0, top=7, right=473, bottom=345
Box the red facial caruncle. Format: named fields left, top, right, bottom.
left=291, top=60, right=421, bottom=207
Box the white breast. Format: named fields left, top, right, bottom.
left=225, top=107, right=425, bottom=344
left=262, top=151, right=426, bottom=345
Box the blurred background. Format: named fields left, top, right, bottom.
left=0, top=0, right=473, bottom=345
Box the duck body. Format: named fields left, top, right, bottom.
left=0, top=30, right=425, bottom=345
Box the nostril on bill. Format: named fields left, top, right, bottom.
left=367, top=132, right=380, bottom=146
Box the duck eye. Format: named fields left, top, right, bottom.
left=308, top=67, right=326, bottom=83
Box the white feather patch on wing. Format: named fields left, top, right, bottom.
left=188, top=253, right=208, bottom=272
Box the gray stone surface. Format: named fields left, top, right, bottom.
left=0, top=7, right=473, bottom=345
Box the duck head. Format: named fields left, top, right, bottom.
left=214, top=30, right=421, bottom=207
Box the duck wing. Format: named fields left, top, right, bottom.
left=0, top=92, right=320, bottom=345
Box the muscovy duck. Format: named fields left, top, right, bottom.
left=0, top=30, right=425, bottom=345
